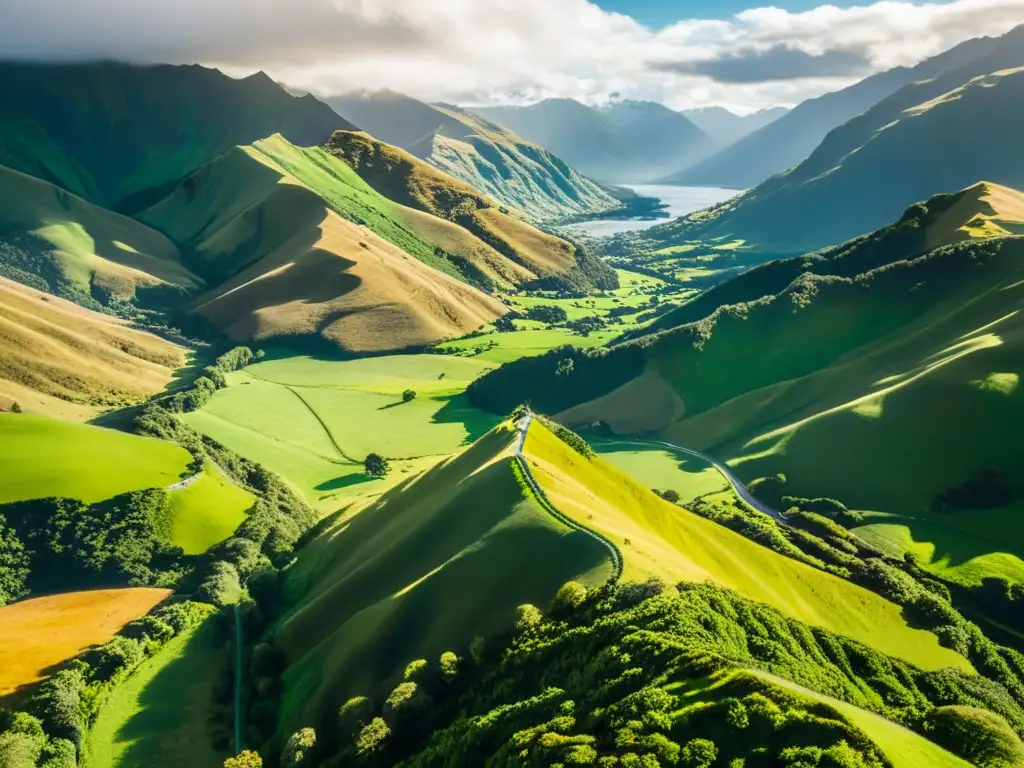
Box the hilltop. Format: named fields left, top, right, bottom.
left=473, top=98, right=707, bottom=183
left=328, top=91, right=620, bottom=222
left=0, top=61, right=354, bottom=209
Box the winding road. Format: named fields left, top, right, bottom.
left=643, top=439, right=786, bottom=523
left=515, top=414, right=624, bottom=582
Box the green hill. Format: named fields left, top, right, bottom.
left=470, top=201, right=1024, bottom=585
left=652, top=35, right=1024, bottom=251
left=0, top=61, right=354, bottom=209
left=473, top=98, right=707, bottom=183
left=664, top=27, right=1011, bottom=189
left=273, top=421, right=614, bottom=734
left=328, top=91, right=620, bottom=222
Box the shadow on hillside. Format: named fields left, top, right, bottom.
left=113, top=619, right=228, bottom=768
left=316, top=474, right=375, bottom=492
left=432, top=394, right=502, bottom=446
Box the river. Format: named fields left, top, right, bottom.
left=568, top=184, right=741, bottom=237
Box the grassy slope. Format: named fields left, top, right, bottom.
left=0, top=588, right=171, bottom=702
left=0, top=413, right=192, bottom=503
left=328, top=92, right=619, bottom=222
left=274, top=423, right=613, bottom=735
left=0, top=164, right=199, bottom=304
left=590, top=438, right=728, bottom=503
left=140, top=135, right=504, bottom=353
left=523, top=420, right=969, bottom=672
left=84, top=615, right=228, bottom=768
left=0, top=277, right=186, bottom=420
left=322, top=130, right=577, bottom=278
left=167, top=462, right=255, bottom=555
left=181, top=354, right=500, bottom=512
left=753, top=672, right=973, bottom=768
left=0, top=61, right=352, bottom=208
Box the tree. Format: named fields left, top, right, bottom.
left=439, top=651, right=459, bottom=682
left=364, top=453, right=390, bottom=478
left=515, top=604, right=543, bottom=633
left=356, top=718, right=390, bottom=755
left=681, top=738, right=718, bottom=768
left=495, top=315, right=516, bottom=333
left=469, top=636, right=485, bottom=665
left=655, top=489, right=680, bottom=504
left=224, top=751, right=263, bottom=768
left=281, top=727, right=316, bottom=768
left=402, top=389, right=417, bottom=403
left=551, top=581, right=588, bottom=614
left=9, top=401, right=21, bottom=414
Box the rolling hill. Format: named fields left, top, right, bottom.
left=327, top=91, right=620, bottom=222
left=0, top=61, right=355, bottom=209
left=0, top=276, right=187, bottom=420
left=654, top=62, right=1024, bottom=252
left=473, top=98, right=707, bottom=183
left=273, top=420, right=614, bottom=733
left=0, top=164, right=200, bottom=312
left=470, top=194, right=1024, bottom=585
left=664, top=27, right=1010, bottom=189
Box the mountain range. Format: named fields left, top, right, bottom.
left=679, top=105, right=788, bottom=151
left=472, top=98, right=709, bottom=183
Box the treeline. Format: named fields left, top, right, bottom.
left=0, top=602, right=216, bottom=767
left=258, top=579, right=1024, bottom=768
left=163, top=345, right=265, bottom=413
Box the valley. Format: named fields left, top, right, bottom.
left=2, top=17, right=1024, bottom=768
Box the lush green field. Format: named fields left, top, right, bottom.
left=590, top=438, right=728, bottom=503
left=523, top=420, right=970, bottom=672
left=167, top=463, right=255, bottom=555
left=754, top=672, right=973, bottom=768
left=275, top=423, right=613, bottom=737
left=0, top=414, right=191, bottom=504
left=181, top=354, right=501, bottom=511
left=84, top=615, right=229, bottom=768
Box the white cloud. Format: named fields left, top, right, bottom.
left=0, top=0, right=1021, bottom=111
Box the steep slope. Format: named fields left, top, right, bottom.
left=327, top=91, right=619, bottom=222
left=0, top=164, right=200, bottom=310
left=140, top=135, right=506, bottom=353
left=681, top=105, right=788, bottom=148
left=665, top=29, right=1007, bottom=189
left=0, top=61, right=354, bottom=209
left=273, top=421, right=614, bottom=733
left=473, top=98, right=706, bottom=183
left=0, top=276, right=187, bottom=420
left=658, top=64, right=1024, bottom=251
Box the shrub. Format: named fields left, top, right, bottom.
left=365, top=453, right=390, bottom=478
left=383, top=682, right=431, bottom=725
left=404, top=659, right=428, bottom=682
left=516, top=604, right=544, bottom=633
left=654, top=489, right=680, bottom=503
left=551, top=581, right=589, bottom=614
left=439, top=652, right=459, bottom=682
left=924, top=706, right=1024, bottom=767
left=9, top=402, right=21, bottom=414
left=281, top=727, right=316, bottom=768
left=338, top=697, right=375, bottom=738
left=224, top=751, right=263, bottom=768
left=402, top=389, right=417, bottom=403
left=680, top=738, right=718, bottom=768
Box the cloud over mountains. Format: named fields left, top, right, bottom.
left=1, top=0, right=1021, bottom=111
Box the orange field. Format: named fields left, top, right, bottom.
left=0, top=587, right=172, bottom=702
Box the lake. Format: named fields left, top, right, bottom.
left=568, top=184, right=741, bottom=237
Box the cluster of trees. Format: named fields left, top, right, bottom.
left=253, top=576, right=1024, bottom=768
left=163, top=346, right=265, bottom=413
left=525, top=305, right=568, bottom=324
left=0, top=602, right=215, bottom=767
left=0, top=489, right=185, bottom=605
left=933, top=468, right=1016, bottom=512
left=537, top=415, right=594, bottom=459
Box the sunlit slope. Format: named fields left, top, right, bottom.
left=322, top=130, right=579, bottom=278
left=328, top=92, right=619, bottom=222
left=274, top=423, right=614, bottom=733
left=522, top=420, right=970, bottom=672
left=0, top=165, right=199, bottom=308
left=140, top=135, right=505, bottom=352
left=0, top=61, right=353, bottom=208
left=657, top=64, right=1024, bottom=251
left=0, top=277, right=186, bottom=420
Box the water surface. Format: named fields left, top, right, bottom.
left=570, top=184, right=741, bottom=237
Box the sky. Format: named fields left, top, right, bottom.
left=0, top=0, right=1021, bottom=113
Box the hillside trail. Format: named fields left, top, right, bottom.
left=166, top=472, right=201, bottom=491
left=515, top=413, right=624, bottom=581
